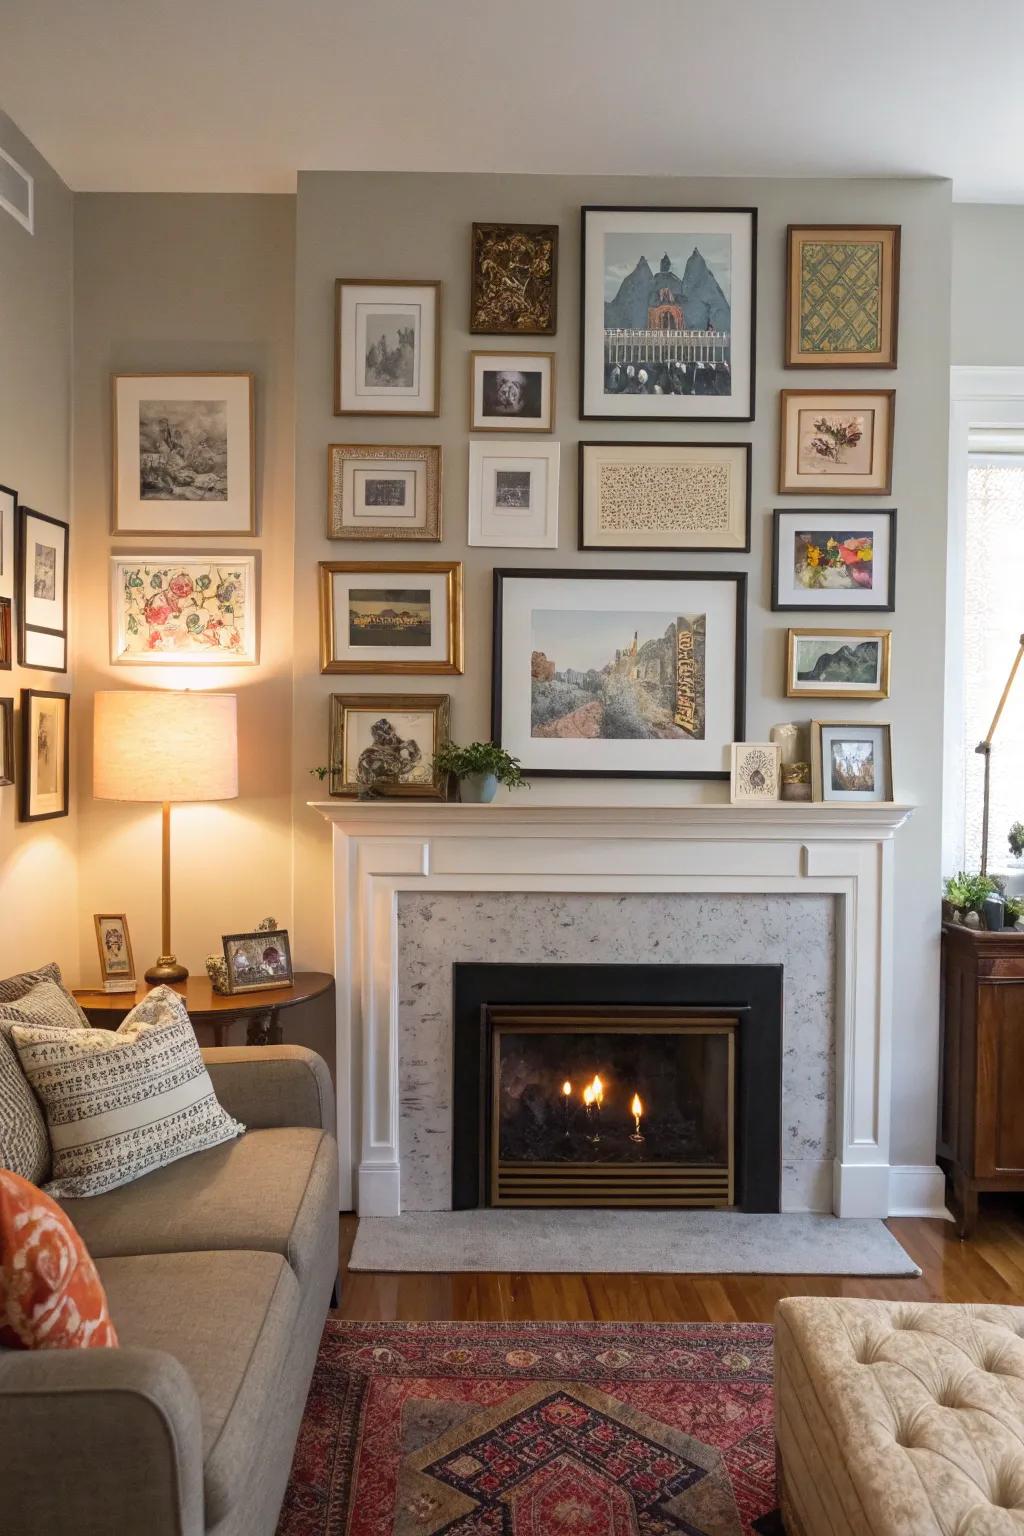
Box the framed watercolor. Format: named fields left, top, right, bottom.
left=0, top=483, right=15, bottom=601
left=729, top=742, right=780, bottom=805
left=94, top=914, right=136, bottom=990
left=17, top=506, right=68, bottom=673
left=779, top=388, right=894, bottom=495
left=786, top=627, right=891, bottom=701
left=0, top=598, right=10, bottom=670
left=580, top=205, right=757, bottom=422
left=811, top=719, right=893, bottom=803
left=110, top=554, right=258, bottom=664
left=468, top=440, right=560, bottom=549
left=0, top=697, right=13, bottom=788
left=334, top=279, right=441, bottom=418
left=772, top=509, right=896, bottom=613
left=328, top=692, right=450, bottom=798
left=578, top=441, right=750, bottom=552
left=469, top=350, right=555, bottom=433
left=493, top=568, right=746, bottom=780
left=222, top=929, right=294, bottom=994
left=20, top=688, right=69, bottom=822
left=470, top=223, right=558, bottom=336
left=112, top=373, right=255, bottom=536
left=786, top=225, right=900, bottom=369
left=319, top=560, right=463, bottom=675
left=327, top=443, right=442, bottom=542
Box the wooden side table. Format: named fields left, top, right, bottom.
left=74, top=971, right=334, bottom=1048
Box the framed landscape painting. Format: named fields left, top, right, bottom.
left=329, top=692, right=450, bottom=798
left=319, top=560, right=463, bottom=675
left=786, top=628, right=891, bottom=700
left=17, top=505, right=68, bottom=672
left=327, top=443, right=442, bottom=541
left=578, top=441, right=750, bottom=552
left=468, top=440, right=560, bottom=548
left=110, top=554, right=258, bottom=664
left=779, top=389, right=894, bottom=495
left=20, top=688, right=69, bottom=822
left=334, top=279, right=441, bottom=417
left=579, top=206, right=756, bottom=421
left=811, top=720, right=893, bottom=803
left=470, top=223, right=558, bottom=335
left=786, top=225, right=900, bottom=368
left=772, top=509, right=896, bottom=613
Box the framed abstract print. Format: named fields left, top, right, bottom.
left=327, top=443, right=442, bottom=541
left=319, top=560, right=463, bottom=675
left=779, top=389, right=894, bottom=494
left=730, top=742, right=780, bottom=805
left=328, top=692, right=450, bottom=798
left=112, top=373, right=255, bottom=535
left=0, top=598, right=10, bottom=670
left=786, top=225, right=900, bottom=368
left=786, top=628, right=891, bottom=700
left=334, top=279, right=441, bottom=417
left=0, top=696, right=13, bottom=788
left=469, top=351, right=555, bottom=433
left=578, top=441, right=750, bottom=552
left=222, top=929, right=294, bottom=993
left=811, top=720, right=893, bottom=803
left=772, top=509, right=896, bottom=613
left=94, top=914, right=136, bottom=991
left=580, top=205, right=756, bottom=422
left=493, top=568, right=746, bottom=779
left=110, top=554, right=258, bottom=664
left=17, top=506, right=68, bottom=672
left=468, top=440, right=560, bottom=549
left=0, top=483, right=15, bottom=600
left=470, top=223, right=558, bottom=335
left=20, top=688, right=69, bottom=822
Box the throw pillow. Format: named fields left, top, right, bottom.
left=0, top=1168, right=118, bottom=1349
left=0, top=969, right=87, bottom=1186
left=12, top=985, right=245, bottom=1198
left=0, top=961, right=90, bottom=1025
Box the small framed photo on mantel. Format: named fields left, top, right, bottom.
left=811, top=720, right=893, bottom=804
left=94, top=914, right=137, bottom=993
left=334, top=279, right=441, bottom=418
left=729, top=742, right=781, bottom=805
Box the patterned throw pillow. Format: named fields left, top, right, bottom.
left=0, top=961, right=90, bottom=1024
left=0, top=1168, right=118, bottom=1349
left=11, top=985, right=245, bottom=1198
left=0, top=967, right=87, bottom=1186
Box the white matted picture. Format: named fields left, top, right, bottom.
left=94, top=913, right=136, bottom=987
left=578, top=441, right=750, bottom=552
left=779, top=389, right=894, bottom=494
left=812, top=720, right=893, bottom=803
left=17, top=505, right=68, bottom=672
left=334, top=279, right=441, bottom=417
left=469, top=351, right=555, bottom=432
left=110, top=555, right=258, bottom=664
left=20, top=688, right=69, bottom=822
left=772, top=509, right=896, bottom=613
left=327, top=444, right=442, bottom=541
left=730, top=742, right=781, bottom=804
left=113, top=373, right=255, bottom=536
left=468, top=440, right=560, bottom=548
left=329, top=692, right=450, bottom=798
left=319, top=560, right=463, bottom=675
left=0, top=483, right=15, bottom=600
left=786, top=628, right=891, bottom=700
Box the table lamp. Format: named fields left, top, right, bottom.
left=94, top=690, right=238, bottom=983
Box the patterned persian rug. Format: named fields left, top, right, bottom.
left=278, top=1319, right=783, bottom=1535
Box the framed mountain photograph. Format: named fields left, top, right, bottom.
left=334, top=279, right=441, bottom=417
left=786, top=225, right=900, bottom=368
left=786, top=628, right=892, bottom=700
left=772, top=509, right=896, bottom=613
left=779, top=389, right=894, bottom=494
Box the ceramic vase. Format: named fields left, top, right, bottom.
left=459, top=772, right=498, bottom=804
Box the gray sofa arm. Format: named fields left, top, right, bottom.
left=202, top=1044, right=336, bottom=1135
left=0, top=1345, right=204, bottom=1536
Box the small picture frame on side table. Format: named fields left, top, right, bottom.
left=223, top=929, right=294, bottom=993
left=94, top=913, right=137, bottom=993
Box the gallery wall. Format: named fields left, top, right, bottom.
left=952, top=203, right=1024, bottom=365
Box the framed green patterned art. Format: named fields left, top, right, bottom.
left=786, top=225, right=900, bottom=368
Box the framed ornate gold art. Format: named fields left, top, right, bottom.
left=470, top=223, right=558, bottom=336
left=328, top=692, right=451, bottom=798
left=786, top=225, right=900, bottom=369
left=327, top=443, right=442, bottom=541
left=318, top=560, right=464, bottom=675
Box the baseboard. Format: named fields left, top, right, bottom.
left=888, top=1164, right=951, bottom=1219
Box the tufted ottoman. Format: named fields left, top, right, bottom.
left=775, top=1298, right=1024, bottom=1535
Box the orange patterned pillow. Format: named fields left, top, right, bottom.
left=0, top=1169, right=118, bottom=1349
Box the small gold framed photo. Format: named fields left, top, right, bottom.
left=327, top=443, right=442, bottom=541
left=318, top=560, right=463, bottom=675
left=469, top=351, right=555, bottom=433
left=786, top=628, right=891, bottom=701
left=786, top=225, right=900, bottom=368
left=222, top=929, right=294, bottom=993
left=94, top=913, right=136, bottom=992
left=779, top=389, right=894, bottom=495
left=329, top=692, right=450, bottom=798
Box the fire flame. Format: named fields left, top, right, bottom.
left=562, top=1081, right=572, bottom=1097
left=582, top=1085, right=594, bottom=1107
left=591, top=1074, right=604, bottom=1106
left=631, top=1093, right=643, bottom=1118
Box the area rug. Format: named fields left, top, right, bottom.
left=278, top=1319, right=782, bottom=1535
left=349, top=1208, right=920, bottom=1276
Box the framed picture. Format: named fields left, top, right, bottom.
left=334, top=279, right=441, bottom=417
left=0, top=483, right=15, bottom=601
left=17, top=506, right=68, bottom=673
left=779, top=389, right=894, bottom=495
left=0, top=697, right=13, bottom=788
left=493, top=568, right=746, bottom=780
left=319, top=560, right=463, bottom=675
left=329, top=692, right=450, bottom=798
left=772, top=509, right=896, bottom=613
left=468, top=440, right=560, bottom=549
left=0, top=598, right=10, bottom=670
left=110, top=554, right=258, bottom=664
left=327, top=443, right=442, bottom=542
left=786, top=225, right=900, bottom=369
left=730, top=742, right=780, bottom=805
left=20, top=688, right=69, bottom=822
left=94, top=914, right=136, bottom=990
left=580, top=205, right=757, bottom=422
left=470, top=223, right=558, bottom=335
left=469, top=350, right=555, bottom=433
left=222, top=929, right=294, bottom=994
left=786, top=628, right=892, bottom=700
left=578, top=441, right=750, bottom=552
left=112, top=373, right=255, bottom=536
left=811, top=720, right=893, bottom=803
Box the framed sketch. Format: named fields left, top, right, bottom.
left=580, top=205, right=757, bottom=422
left=110, top=554, right=258, bottom=664
left=786, top=628, right=891, bottom=700
left=779, top=389, right=894, bottom=494
left=0, top=598, right=10, bottom=670
left=112, top=373, right=255, bottom=536
left=94, top=914, right=136, bottom=991
left=786, top=225, right=900, bottom=369
left=0, top=697, right=13, bottom=788
left=470, top=223, right=558, bottom=335
left=578, top=441, right=750, bottom=552
left=493, top=568, right=746, bottom=780
left=329, top=692, right=450, bottom=798
left=772, top=509, right=896, bottom=613
left=469, top=350, right=555, bottom=433
left=327, top=443, right=441, bottom=541
left=730, top=742, right=780, bottom=804
left=222, top=929, right=294, bottom=993
left=17, top=506, right=68, bottom=673
left=468, top=440, right=560, bottom=548
left=811, top=720, right=893, bottom=803
left=319, top=560, right=463, bottom=675
left=334, top=279, right=441, bottom=417
left=0, top=483, right=15, bottom=600
left=20, top=688, right=69, bottom=822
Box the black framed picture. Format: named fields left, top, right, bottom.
left=0, top=696, right=13, bottom=789
left=20, top=688, right=70, bottom=822
left=17, top=505, right=69, bottom=672
left=771, top=508, right=897, bottom=613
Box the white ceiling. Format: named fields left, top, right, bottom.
left=3, top=0, right=1023, bottom=201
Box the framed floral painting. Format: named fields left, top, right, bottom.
left=110, top=554, right=258, bottom=664
left=779, top=389, right=894, bottom=494
left=772, top=510, right=896, bottom=613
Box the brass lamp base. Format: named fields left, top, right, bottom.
left=145, top=955, right=189, bottom=984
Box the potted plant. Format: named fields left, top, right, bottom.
left=433, top=741, right=527, bottom=804
left=1010, top=821, right=1024, bottom=861
left=943, top=870, right=1006, bottom=928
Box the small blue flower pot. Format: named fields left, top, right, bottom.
left=459, top=772, right=498, bottom=804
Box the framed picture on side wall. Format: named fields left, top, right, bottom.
left=0, top=483, right=16, bottom=600
left=0, top=697, right=13, bottom=788
left=0, top=598, right=10, bottom=671
left=334, top=279, right=441, bottom=417
left=20, top=688, right=70, bottom=822
left=17, top=505, right=68, bottom=672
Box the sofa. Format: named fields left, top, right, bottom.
left=0, top=1043, right=340, bottom=1536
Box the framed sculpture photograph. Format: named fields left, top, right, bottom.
left=20, top=688, right=69, bottom=822
left=470, top=223, right=558, bottom=335
left=786, top=225, right=900, bottom=369
left=110, top=554, right=258, bottom=664
left=327, top=443, right=442, bottom=542
left=772, top=509, right=896, bottom=613
left=112, top=373, right=255, bottom=536
left=17, top=505, right=68, bottom=672
left=468, top=440, right=560, bottom=548
left=778, top=388, right=894, bottom=494
left=0, top=598, right=10, bottom=670
left=493, top=568, right=746, bottom=779
left=319, top=559, right=463, bottom=675
left=729, top=742, right=781, bottom=805
left=786, top=627, right=892, bottom=700
left=811, top=719, right=893, bottom=804
left=0, top=483, right=15, bottom=600
left=94, top=913, right=137, bottom=992
left=578, top=441, right=750, bottom=552
left=469, top=350, right=555, bottom=433
left=579, top=205, right=756, bottom=421
left=222, top=929, right=294, bottom=994
left=0, top=696, right=13, bottom=788
left=328, top=692, right=450, bottom=798
left=334, top=279, right=441, bottom=417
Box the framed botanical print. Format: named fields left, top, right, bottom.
left=0, top=483, right=15, bottom=600
left=0, top=696, right=13, bottom=788
left=334, top=279, right=441, bottom=417
left=94, top=914, right=136, bottom=991
left=17, top=506, right=68, bottom=672
left=20, top=688, right=69, bottom=822
left=329, top=692, right=450, bottom=798
left=811, top=720, right=893, bottom=803
left=469, top=351, right=555, bottom=432
left=779, top=389, right=894, bottom=494
left=493, top=568, right=746, bottom=779
left=319, top=560, right=463, bottom=675
left=772, top=509, right=896, bottom=613
left=327, top=443, right=442, bottom=541
left=580, top=205, right=757, bottom=421
left=110, top=554, right=258, bottom=664
left=0, top=598, right=10, bottom=670
left=786, top=628, right=892, bottom=700
left=468, top=440, right=560, bottom=548
left=786, top=225, right=900, bottom=368
left=470, top=223, right=558, bottom=335
left=112, top=373, right=255, bottom=535
left=578, top=441, right=750, bottom=552
left=730, top=742, right=780, bottom=805
left=222, top=929, right=294, bottom=993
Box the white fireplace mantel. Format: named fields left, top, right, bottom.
left=312, top=800, right=918, bottom=1219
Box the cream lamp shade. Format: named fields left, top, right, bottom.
left=94, top=690, right=238, bottom=803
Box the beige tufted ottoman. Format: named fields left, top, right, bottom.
left=775, top=1298, right=1024, bottom=1535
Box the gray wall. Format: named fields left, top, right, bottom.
left=952, top=203, right=1024, bottom=364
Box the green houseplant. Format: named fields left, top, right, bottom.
left=433, top=741, right=527, bottom=804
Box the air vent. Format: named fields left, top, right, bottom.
left=0, top=146, right=34, bottom=234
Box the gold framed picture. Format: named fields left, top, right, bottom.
left=334, top=279, right=441, bottom=418
left=94, top=913, right=136, bottom=990
left=786, top=628, right=891, bottom=700
left=468, top=351, right=555, bottom=433
left=327, top=443, right=442, bottom=542
left=811, top=720, right=893, bottom=803
left=786, top=225, right=900, bottom=368
left=329, top=692, right=450, bottom=798
left=779, top=389, right=894, bottom=495
left=470, top=223, right=558, bottom=335
left=222, top=928, right=294, bottom=993
left=319, top=560, right=464, bottom=675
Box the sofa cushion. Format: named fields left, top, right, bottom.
left=0, top=1169, right=118, bottom=1350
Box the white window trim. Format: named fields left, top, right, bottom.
left=0, top=144, right=34, bottom=235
